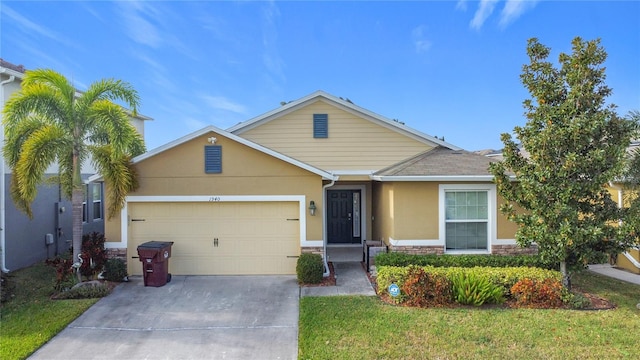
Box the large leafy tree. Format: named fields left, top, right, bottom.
left=490, top=37, right=637, bottom=287
left=3, top=69, right=145, bottom=264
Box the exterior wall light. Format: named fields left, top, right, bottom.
left=309, top=200, right=317, bottom=216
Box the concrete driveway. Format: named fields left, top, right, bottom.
left=29, top=275, right=299, bottom=360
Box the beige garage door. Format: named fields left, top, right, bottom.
left=127, top=202, right=300, bottom=275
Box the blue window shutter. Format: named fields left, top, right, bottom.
left=204, top=145, right=222, bottom=174
left=313, top=114, right=328, bottom=138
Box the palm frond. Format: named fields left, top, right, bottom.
left=20, top=69, right=75, bottom=103
left=77, top=78, right=140, bottom=118
left=3, top=83, right=70, bottom=130
left=12, top=125, right=68, bottom=215
left=87, top=99, right=146, bottom=156
left=56, top=152, right=75, bottom=199
left=91, top=145, right=139, bottom=219
left=2, top=115, right=49, bottom=168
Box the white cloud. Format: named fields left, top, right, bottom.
left=499, top=0, right=539, bottom=28
left=411, top=25, right=432, bottom=54
left=183, top=117, right=209, bottom=132
left=117, top=2, right=162, bottom=48
left=456, top=0, right=468, bottom=11
left=2, top=4, right=73, bottom=46
left=261, top=1, right=286, bottom=86
left=470, top=0, right=500, bottom=30
left=200, top=95, right=247, bottom=115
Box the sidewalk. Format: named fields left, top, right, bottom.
left=300, top=262, right=376, bottom=297
left=588, top=264, right=640, bottom=285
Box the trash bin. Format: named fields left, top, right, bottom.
left=137, top=241, right=174, bottom=287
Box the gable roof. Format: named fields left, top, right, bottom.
left=87, top=125, right=336, bottom=183
left=227, top=90, right=462, bottom=151
left=371, top=146, right=502, bottom=181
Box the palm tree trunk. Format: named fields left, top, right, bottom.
left=72, top=187, right=83, bottom=268
left=71, top=148, right=84, bottom=270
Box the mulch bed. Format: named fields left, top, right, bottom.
left=299, top=262, right=336, bottom=287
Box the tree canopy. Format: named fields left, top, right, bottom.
left=489, top=37, right=638, bottom=286
left=2, top=69, right=145, bottom=262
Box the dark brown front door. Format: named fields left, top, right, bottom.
left=327, top=190, right=361, bottom=244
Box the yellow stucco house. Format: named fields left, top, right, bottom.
left=100, top=91, right=530, bottom=276
left=610, top=140, right=640, bottom=274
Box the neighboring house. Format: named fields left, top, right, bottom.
left=480, top=140, right=640, bottom=275
left=611, top=140, right=640, bottom=274
left=0, top=59, right=151, bottom=272
left=99, top=90, right=527, bottom=277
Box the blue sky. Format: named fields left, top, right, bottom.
left=2, top=1, right=639, bottom=151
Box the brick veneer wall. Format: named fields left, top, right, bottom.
left=105, top=248, right=128, bottom=263
left=388, top=245, right=444, bottom=255
left=388, top=244, right=538, bottom=256
left=492, top=244, right=538, bottom=255
left=301, top=246, right=324, bottom=258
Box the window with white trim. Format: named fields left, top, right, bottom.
left=82, top=184, right=88, bottom=223
left=440, top=184, right=494, bottom=252
left=92, top=183, right=103, bottom=220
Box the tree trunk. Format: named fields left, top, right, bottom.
left=71, top=146, right=84, bottom=272
left=560, top=261, right=571, bottom=290
left=71, top=187, right=83, bottom=267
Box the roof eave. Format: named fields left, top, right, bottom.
left=371, top=175, right=497, bottom=182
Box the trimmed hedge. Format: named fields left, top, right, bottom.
left=296, top=253, right=324, bottom=284
left=375, top=252, right=555, bottom=269
left=377, top=265, right=562, bottom=300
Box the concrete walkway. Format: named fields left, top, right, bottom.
left=588, top=264, right=640, bottom=285
left=300, top=262, right=376, bottom=297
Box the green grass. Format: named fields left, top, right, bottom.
left=299, top=271, right=640, bottom=360
left=0, top=262, right=99, bottom=360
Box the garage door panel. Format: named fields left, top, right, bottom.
left=128, top=201, right=300, bottom=275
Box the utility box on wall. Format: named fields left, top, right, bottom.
left=45, top=233, right=54, bottom=245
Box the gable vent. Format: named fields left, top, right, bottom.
left=313, top=114, right=328, bottom=138
left=204, top=145, right=222, bottom=174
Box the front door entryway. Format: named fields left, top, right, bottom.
left=327, top=190, right=361, bottom=244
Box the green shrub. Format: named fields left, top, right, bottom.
left=377, top=265, right=562, bottom=302
left=103, top=258, right=128, bottom=282
left=296, top=253, right=323, bottom=284
left=562, top=291, right=592, bottom=309
left=375, top=252, right=555, bottom=269
left=510, top=278, right=564, bottom=308
left=402, top=266, right=453, bottom=307
left=451, top=272, right=504, bottom=306
left=56, top=282, right=110, bottom=299
left=377, top=266, right=410, bottom=297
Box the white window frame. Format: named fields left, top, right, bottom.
left=92, top=182, right=103, bottom=221
left=82, top=184, right=88, bottom=223
left=439, top=184, right=496, bottom=254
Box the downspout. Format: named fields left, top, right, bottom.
left=1, top=75, right=16, bottom=272
left=609, top=182, right=640, bottom=270
left=322, top=177, right=337, bottom=277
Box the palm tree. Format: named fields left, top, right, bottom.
left=2, top=69, right=145, bottom=264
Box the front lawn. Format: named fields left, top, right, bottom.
left=0, top=262, right=99, bottom=360
left=299, top=271, right=640, bottom=359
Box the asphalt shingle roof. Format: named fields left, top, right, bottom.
left=375, top=146, right=498, bottom=177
